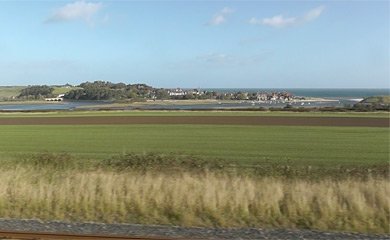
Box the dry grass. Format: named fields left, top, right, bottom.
left=0, top=168, right=388, bottom=233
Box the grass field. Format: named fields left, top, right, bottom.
left=0, top=86, right=24, bottom=99
left=0, top=86, right=78, bottom=100
left=0, top=124, right=388, bottom=166
left=362, top=96, right=390, bottom=104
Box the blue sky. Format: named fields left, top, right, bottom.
left=0, top=1, right=388, bottom=88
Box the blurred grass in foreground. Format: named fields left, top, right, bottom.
left=0, top=152, right=388, bottom=233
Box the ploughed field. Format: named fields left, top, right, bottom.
left=0, top=115, right=388, bottom=127
left=0, top=110, right=389, bottom=118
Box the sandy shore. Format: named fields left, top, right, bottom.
left=109, top=98, right=340, bottom=107
left=294, top=97, right=339, bottom=102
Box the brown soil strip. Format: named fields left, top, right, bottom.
left=0, top=116, right=388, bottom=127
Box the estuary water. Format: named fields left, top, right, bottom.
left=0, top=101, right=109, bottom=111
left=0, top=89, right=388, bottom=111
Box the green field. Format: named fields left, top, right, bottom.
left=361, top=96, right=390, bottom=105
left=0, top=86, right=78, bottom=99
left=0, top=86, right=24, bottom=99
left=0, top=113, right=388, bottom=233
left=0, top=124, right=388, bottom=166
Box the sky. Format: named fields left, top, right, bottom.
left=0, top=0, right=388, bottom=88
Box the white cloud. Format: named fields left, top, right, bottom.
left=196, top=51, right=273, bottom=66
left=207, top=7, right=234, bottom=26
left=250, top=5, right=325, bottom=28
left=197, top=53, right=232, bottom=63
left=252, top=15, right=297, bottom=28
left=46, top=1, right=103, bottom=24
left=303, top=6, right=325, bottom=22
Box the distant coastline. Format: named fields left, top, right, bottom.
left=201, top=88, right=390, bottom=98
left=0, top=84, right=388, bottom=111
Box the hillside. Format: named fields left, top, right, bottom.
left=0, top=86, right=24, bottom=99
left=360, top=96, right=390, bottom=105
left=0, top=86, right=79, bottom=101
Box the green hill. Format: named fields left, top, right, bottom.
left=0, top=86, right=24, bottom=99
left=0, top=85, right=79, bottom=101
left=360, top=96, right=390, bottom=105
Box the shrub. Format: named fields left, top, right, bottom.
left=22, top=152, right=77, bottom=170
left=101, top=152, right=226, bottom=172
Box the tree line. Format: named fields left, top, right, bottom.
left=64, top=81, right=157, bottom=100
left=18, top=85, right=54, bottom=100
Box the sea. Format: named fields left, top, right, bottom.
left=0, top=88, right=388, bottom=111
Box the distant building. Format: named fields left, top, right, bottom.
left=256, top=92, right=268, bottom=101
left=256, top=91, right=294, bottom=101
left=44, top=97, right=63, bottom=101
left=191, top=89, right=203, bottom=95
left=44, top=94, right=65, bottom=101
left=168, top=88, right=187, bottom=96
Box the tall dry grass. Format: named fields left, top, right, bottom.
left=0, top=168, right=388, bottom=233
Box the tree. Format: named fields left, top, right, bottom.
left=155, top=89, right=170, bottom=99
left=18, top=85, right=54, bottom=99
left=64, top=81, right=155, bottom=101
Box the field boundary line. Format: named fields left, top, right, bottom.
left=0, top=116, right=388, bottom=127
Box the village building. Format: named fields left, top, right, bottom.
left=168, top=88, right=187, bottom=96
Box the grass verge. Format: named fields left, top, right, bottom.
left=0, top=166, right=388, bottom=233
left=5, top=152, right=387, bottom=179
